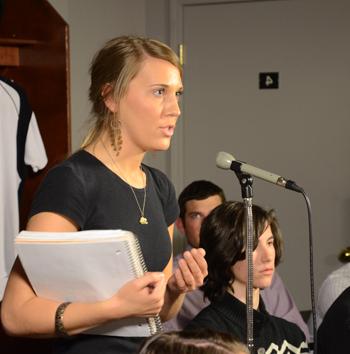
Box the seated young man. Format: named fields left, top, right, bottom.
left=185, top=201, right=309, bottom=353
left=165, top=180, right=310, bottom=342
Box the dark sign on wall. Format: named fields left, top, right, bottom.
left=259, top=72, right=279, bottom=89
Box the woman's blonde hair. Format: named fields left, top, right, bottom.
left=81, top=35, right=182, bottom=148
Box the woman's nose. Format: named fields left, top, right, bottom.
left=261, top=245, right=275, bottom=262
left=166, top=95, right=181, bottom=118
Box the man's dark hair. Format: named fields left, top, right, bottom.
left=200, top=201, right=283, bottom=302
left=178, top=180, right=226, bottom=219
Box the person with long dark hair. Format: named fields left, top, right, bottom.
left=186, top=201, right=309, bottom=353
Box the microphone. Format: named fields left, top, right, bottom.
left=216, top=151, right=304, bottom=193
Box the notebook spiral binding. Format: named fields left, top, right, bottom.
left=126, top=236, right=163, bottom=335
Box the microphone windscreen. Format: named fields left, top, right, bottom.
left=216, top=151, right=235, bottom=170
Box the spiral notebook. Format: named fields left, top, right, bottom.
left=15, top=229, right=163, bottom=337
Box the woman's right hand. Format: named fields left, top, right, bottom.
left=106, top=272, right=166, bottom=319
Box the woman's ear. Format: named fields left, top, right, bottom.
left=102, top=83, right=118, bottom=113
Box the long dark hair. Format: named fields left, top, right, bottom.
left=200, top=201, right=283, bottom=301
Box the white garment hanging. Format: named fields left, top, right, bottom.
left=0, top=79, right=48, bottom=298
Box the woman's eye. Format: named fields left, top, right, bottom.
left=154, top=88, right=165, bottom=96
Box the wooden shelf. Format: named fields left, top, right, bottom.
left=0, top=38, right=45, bottom=66
left=0, top=39, right=44, bottom=66
left=0, top=38, right=44, bottom=46
left=0, top=46, right=19, bottom=66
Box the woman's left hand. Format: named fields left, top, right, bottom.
left=167, top=248, right=208, bottom=295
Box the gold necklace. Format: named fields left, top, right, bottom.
left=101, top=139, right=148, bottom=225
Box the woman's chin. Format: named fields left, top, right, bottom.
left=256, top=279, right=273, bottom=290
left=150, top=140, right=172, bottom=152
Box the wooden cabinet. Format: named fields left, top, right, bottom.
left=0, top=1, right=70, bottom=352
left=0, top=0, right=71, bottom=227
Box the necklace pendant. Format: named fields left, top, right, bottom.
left=139, top=216, right=148, bottom=225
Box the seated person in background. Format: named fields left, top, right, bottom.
left=186, top=201, right=309, bottom=353
left=164, top=180, right=310, bottom=342
left=138, top=328, right=249, bottom=354
left=316, top=249, right=350, bottom=328
left=317, top=286, right=350, bottom=354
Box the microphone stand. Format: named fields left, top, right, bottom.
left=234, top=171, right=254, bottom=353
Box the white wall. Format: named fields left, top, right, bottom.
left=48, top=0, right=146, bottom=151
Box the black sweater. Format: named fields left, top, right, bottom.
left=186, top=291, right=309, bottom=354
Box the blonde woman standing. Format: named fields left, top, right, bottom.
left=1, top=36, right=207, bottom=354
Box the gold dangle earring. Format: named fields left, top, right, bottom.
left=109, top=116, right=122, bottom=157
